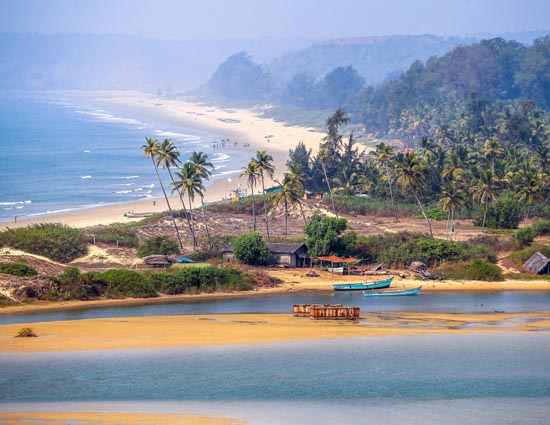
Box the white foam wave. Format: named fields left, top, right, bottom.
left=83, top=150, right=91, bottom=153
left=80, top=175, right=92, bottom=179
left=115, top=190, right=133, bottom=194
left=0, top=200, right=32, bottom=206
left=211, top=153, right=230, bottom=163
left=154, top=130, right=201, bottom=141
left=211, top=169, right=241, bottom=178
left=116, top=175, right=139, bottom=179
left=76, top=110, right=144, bottom=127
left=111, top=183, right=134, bottom=187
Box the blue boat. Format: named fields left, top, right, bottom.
left=333, top=276, right=393, bottom=291
left=362, top=285, right=422, bottom=297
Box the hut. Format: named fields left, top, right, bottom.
left=222, top=243, right=310, bottom=267
left=143, top=255, right=172, bottom=268
left=523, top=252, right=550, bottom=275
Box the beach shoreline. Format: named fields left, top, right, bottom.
left=0, top=90, right=325, bottom=230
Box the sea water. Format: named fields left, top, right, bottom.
left=0, top=91, right=244, bottom=223
left=1, top=335, right=549, bottom=424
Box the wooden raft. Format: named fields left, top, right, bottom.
left=293, top=304, right=360, bottom=320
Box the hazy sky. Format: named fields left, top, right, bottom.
left=1, top=0, right=549, bottom=39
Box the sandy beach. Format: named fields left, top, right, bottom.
left=0, top=91, right=326, bottom=230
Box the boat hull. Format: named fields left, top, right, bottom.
left=362, top=285, right=422, bottom=297
left=333, top=277, right=393, bottom=291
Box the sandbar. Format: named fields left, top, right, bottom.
left=1, top=312, right=548, bottom=353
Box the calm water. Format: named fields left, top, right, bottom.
left=1, top=291, right=549, bottom=325
left=0, top=91, right=245, bottom=222
left=1, top=335, right=549, bottom=424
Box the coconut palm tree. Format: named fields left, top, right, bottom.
left=254, top=150, right=275, bottom=241
left=438, top=181, right=467, bottom=240
left=394, top=151, right=433, bottom=237
left=286, top=162, right=308, bottom=225
left=513, top=167, right=545, bottom=219
left=172, top=163, right=203, bottom=251
left=483, top=137, right=505, bottom=174
left=188, top=151, right=214, bottom=247
left=469, top=168, right=502, bottom=231
left=142, top=137, right=183, bottom=251
left=318, top=147, right=338, bottom=218
left=273, top=175, right=294, bottom=236
left=156, top=139, right=197, bottom=249
left=374, top=142, right=398, bottom=220
left=441, top=150, right=468, bottom=183
left=240, top=160, right=259, bottom=230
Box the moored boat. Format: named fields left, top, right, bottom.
left=362, top=285, right=422, bottom=297
left=333, top=276, right=393, bottom=291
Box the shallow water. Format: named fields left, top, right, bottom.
left=1, top=291, right=549, bottom=325
left=1, top=335, right=549, bottom=424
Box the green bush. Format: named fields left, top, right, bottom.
left=148, top=265, right=255, bottom=294
left=516, top=226, right=536, bottom=245
left=86, top=224, right=139, bottom=247
left=534, top=220, right=550, bottom=236
left=508, top=244, right=550, bottom=268
left=473, top=193, right=522, bottom=229
left=137, top=236, right=180, bottom=257
left=232, top=232, right=269, bottom=265
left=0, top=223, right=87, bottom=262
left=0, top=262, right=38, bottom=277
left=91, top=269, right=157, bottom=298
left=16, top=327, right=37, bottom=337
left=437, top=259, right=503, bottom=281
left=414, top=207, right=448, bottom=221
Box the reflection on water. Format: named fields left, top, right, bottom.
left=1, top=291, right=549, bottom=325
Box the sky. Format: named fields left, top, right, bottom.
left=0, top=0, right=549, bottom=39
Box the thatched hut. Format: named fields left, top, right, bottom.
left=523, top=252, right=550, bottom=275
left=143, top=255, right=172, bottom=268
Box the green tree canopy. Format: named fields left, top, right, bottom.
left=232, top=232, right=269, bottom=265
left=304, top=214, right=352, bottom=257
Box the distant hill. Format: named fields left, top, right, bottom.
left=268, top=34, right=476, bottom=86
left=0, top=33, right=317, bottom=92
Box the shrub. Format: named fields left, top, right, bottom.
left=414, top=207, right=448, bottom=221
left=304, top=214, right=351, bottom=257
left=232, top=232, right=269, bottom=265
left=137, top=236, right=180, bottom=257
left=0, top=262, right=38, bottom=277
left=516, top=226, right=536, bottom=246
left=508, top=244, right=550, bottom=268
left=0, top=223, right=87, bottom=262
left=91, top=269, right=157, bottom=298
left=534, top=220, right=550, bottom=236
left=437, top=258, right=503, bottom=281
left=16, top=327, right=37, bottom=337
left=473, top=193, right=521, bottom=229
left=86, top=224, right=139, bottom=247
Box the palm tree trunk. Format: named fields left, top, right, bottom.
left=250, top=182, right=257, bottom=231
left=482, top=203, right=488, bottom=232
left=284, top=197, right=288, bottom=236
left=261, top=177, right=270, bottom=241
left=412, top=188, right=433, bottom=238
left=446, top=211, right=451, bottom=240
left=152, top=159, right=184, bottom=251
left=200, top=195, right=212, bottom=248
left=322, top=162, right=338, bottom=218
left=385, top=165, right=398, bottom=221
left=167, top=168, right=197, bottom=249
left=187, top=192, right=197, bottom=250
left=298, top=202, right=307, bottom=226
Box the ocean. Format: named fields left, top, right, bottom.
left=1, top=335, right=549, bottom=424
left=0, top=91, right=245, bottom=223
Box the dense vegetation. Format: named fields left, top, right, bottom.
left=232, top=232, right=270, bottom=265
left=0, top=262, right=38, bottom=277
left=0, top=224, right=88, bottom=262
left=137, top=236, right=180, bottom=257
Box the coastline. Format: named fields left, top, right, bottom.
left=0, top=90, right=325, bottom=230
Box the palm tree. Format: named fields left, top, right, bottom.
left=374, top=142, right=398, bottom=220
left=332, top=166, right=368, bottom=195
left=156, top=139, right=197, bottom=249
left=286, top=163, right=308, bottom=225
left=469, top=169, right=501, bottom=231
left=483, top=137, right=505, bottom=174
left=240, top=160, right=259, bottom=230
left=142, top=137, right=183, bottom=251
left=441, top=150, right=468, bottom=183
left=273, top=175, right=293, bottom=236
left=394, top=151, right=433, bottom=237
left=514, top=167, right=544, bottom=219
left=254, top=150, right=275, bottom=241
left=188, top=151, right=214, bottom=247
left=172, top=163, right=203, bottom=251
left=318, top=147, right=338, bottom=218
left=438, top=181, right=467, bottom=240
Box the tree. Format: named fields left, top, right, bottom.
left=156, top=139, right=196, bottom=249
left=189, top=151, right=214, bottom=247
left=240, top=160, right=259, bottom=230
left=394, top=151, right=433, bottom=237
left=469, top=168, right=502, bottom=231
left=438, top=181, right=467, bottom=240
left=304, top=214, right=350, bottom=258
left=253, top=150, right=275, bottom=241
left=374, top=142, right=398, bottom=220
left=172, top=162, right=203, bottom=251
left=483, top=137, right=505, bottom=174
left=232, top=232, right=269, bottom=265
left=318, top=147, right=338, bottom=218
left=273, top=173, right=306, bottom=235
left=142, top=137, right=183, bottom=251
left=286, top=163, right=308, bottom=225
left=137, top=235, right=180, bottom=257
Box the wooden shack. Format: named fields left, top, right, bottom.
left=523, top=252, right=550, bottom=275
left=293, top=304, right=359, bottom=320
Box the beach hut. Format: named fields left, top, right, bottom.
left=222, top=243, right=310, bottom=267
left=523, top=252, right=550, bottom=275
